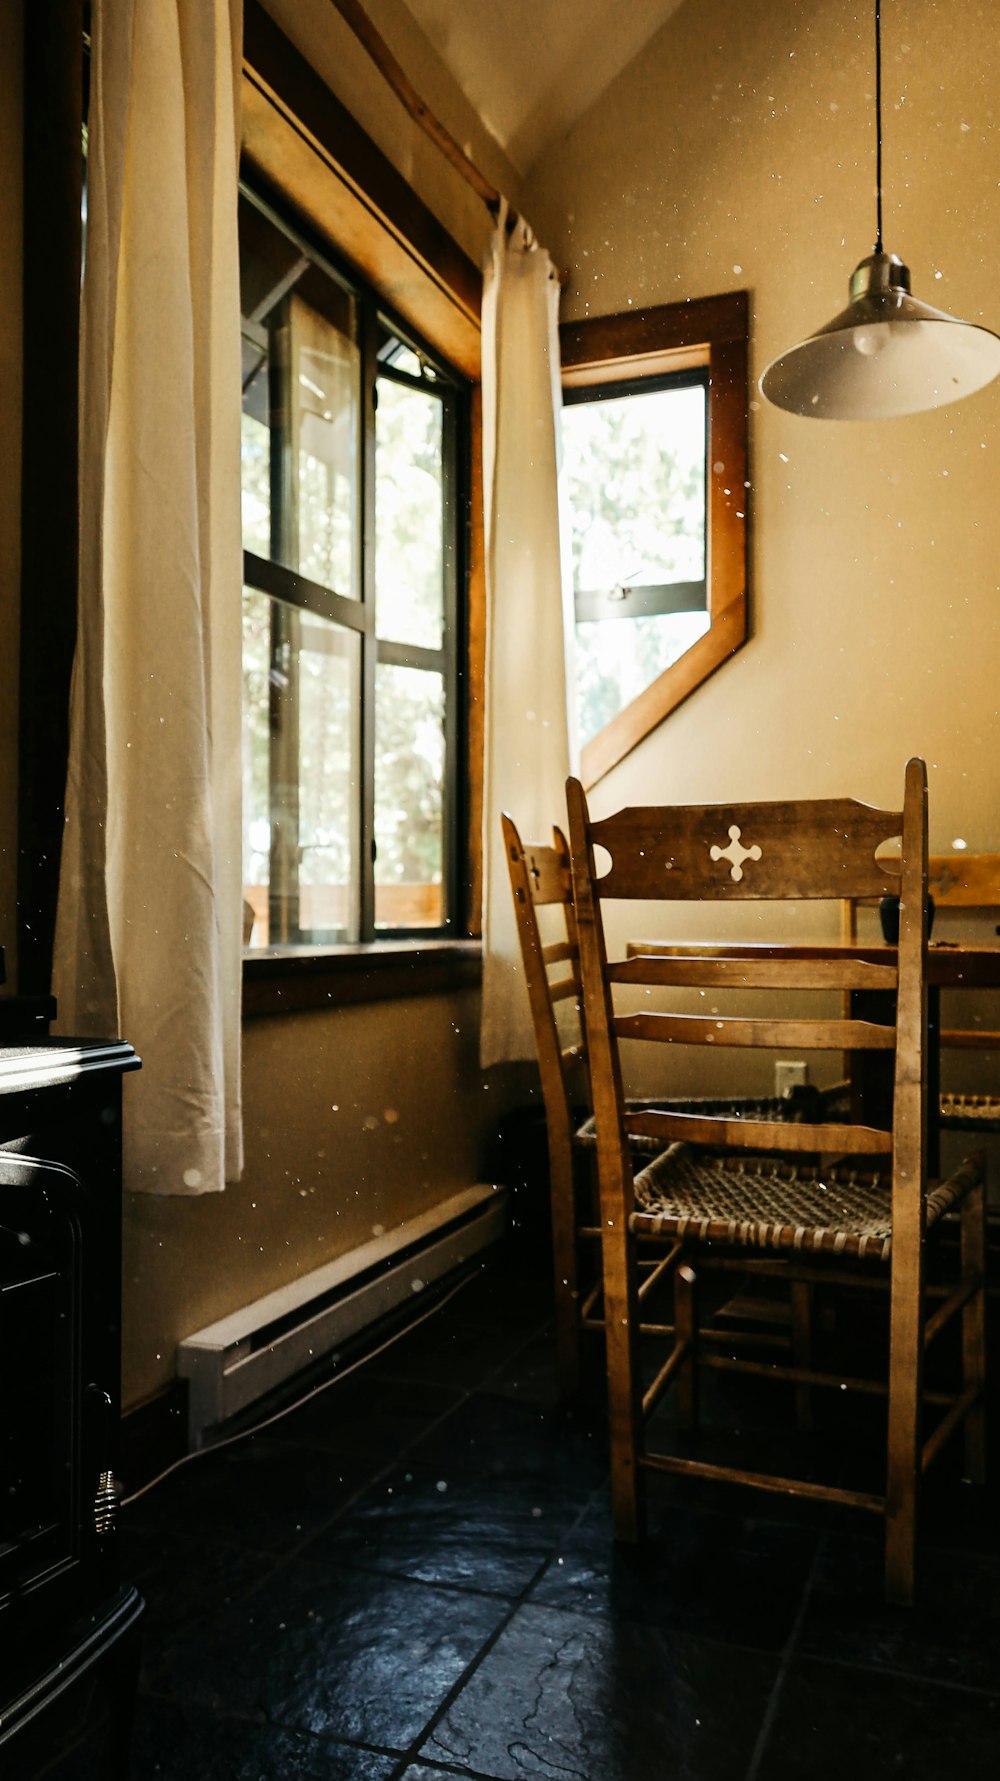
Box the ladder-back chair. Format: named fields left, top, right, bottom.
left=847, top=852, right=1000, bottom=1139
left=503, top=812, right=834, bottom=1404
left=567, top=760, right=987, bottom=1603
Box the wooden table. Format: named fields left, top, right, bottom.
left=624, top=939, right=1000, bottom=1173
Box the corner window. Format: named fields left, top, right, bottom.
left=239, top=187, right=467, bottom=948
left=560, top=293, right=749, bottom=786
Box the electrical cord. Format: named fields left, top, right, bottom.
left=121, top=1266, right=481, bottom=1507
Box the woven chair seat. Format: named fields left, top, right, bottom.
left=630, top=1143, right=984, bottom=1262
left=939, top=1092, right=1000, bottom=1132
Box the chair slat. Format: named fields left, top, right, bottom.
left=623, top=1108, right=893, bottom=1155
left=939, top=1029, right=1000, bottom=1051
left=549, top=976, right=581, bottom=1003
left=588, top=796, right=903, bottom=902
left=608, top=956, right=898, bottom=991
left=612, top=1012, right=897, bottom=1050
left=520, top=844, right=571, bottom=904
left=543, top=941, right=577, bottom=966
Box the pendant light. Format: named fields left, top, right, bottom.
left=760, top=0, right=1000, bottom=420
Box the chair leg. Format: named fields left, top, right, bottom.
left=791, top=1279, right=813, bottom=1431
left=884, top=1225, right=924, bottom=1606
left=603, top=1221, right=646, bottom=1543
left=960, top=1175, right=988, bottom=1484
left=675, top=1263, right=699, bottom=1430
left=549, top=1145, right=583, bottom=1403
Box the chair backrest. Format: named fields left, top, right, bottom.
left=928, top=852, right=1000, bottom=909
left=501, top=812, right=587, bottom=1155
left=843, top=851, right=1000, bottom=1054
left=565, top=760, right=929, bottom=1200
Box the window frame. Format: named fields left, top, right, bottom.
left=560, top=290, right=749, bottom=788
left=240, top=178, right=470, bottom=953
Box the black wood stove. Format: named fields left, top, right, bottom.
left=0, top=1009, right=142, bottom=1778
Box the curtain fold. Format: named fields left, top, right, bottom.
left=480, top=203, right=574, bottom=1068
left=53, top=0, right=244, bottom=1193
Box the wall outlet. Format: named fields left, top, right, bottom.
left=775, top=1060, right=809, bottom=1096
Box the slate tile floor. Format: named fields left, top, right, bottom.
left=37, top=1255, right=1000, bottom=1780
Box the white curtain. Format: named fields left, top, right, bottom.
left=480, top=203, right=574, bottom=1068
left=54, top=0, right=244, bottom=1194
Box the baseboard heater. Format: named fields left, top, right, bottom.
left=177, top=1182, right=507, bottom=1446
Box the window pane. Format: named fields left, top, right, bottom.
left=375, top=377, right=444, bottom=648
left=242, top=588, right=361, bottom=947
left=575, top=611, right=711, bottom=746
left=561, top=382, right=706, bottom=591
left=374, top=665, right=445, bottom=929
left=238, top=195, right=360, bottom=596
left=292, top=291, right=360, bottom=597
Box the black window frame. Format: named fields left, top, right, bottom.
left=240, top=178, right=470, bottom=953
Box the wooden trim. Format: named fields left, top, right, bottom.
left=242, top=0, right=482, bottom=379
left=326, top=0, right=500, bottom=208
left=563, top=292, right=750, bottom=789
left=242, top=939, right=482, bottom=1017
left=18, top=2, right=84, bottom=994
left=120, top=1379, right=190, bottom=1492
left=561, top=291, right=748, bottom=370
left=466, top=385, right=486, bottom=935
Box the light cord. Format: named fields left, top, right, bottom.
left=875, top=0, right=884, bottom=252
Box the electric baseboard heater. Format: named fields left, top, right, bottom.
left=177, top=1182, right=507, bottom=1446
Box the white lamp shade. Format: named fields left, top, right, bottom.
left=760, top=252, right=1000, bottom=419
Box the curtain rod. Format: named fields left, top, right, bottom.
left=327, top=0, right=503, bottom=214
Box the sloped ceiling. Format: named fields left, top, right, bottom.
left=398, top=0, right=688, bottom=175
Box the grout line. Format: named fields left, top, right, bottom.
left=381, top=1492, right=601, bottom=1780
left=741, top=1529, right=826, bottom=1781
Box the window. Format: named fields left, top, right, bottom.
left=560, top=293, right=749, bottom=786
left=239, top=186, right=467, bottom=949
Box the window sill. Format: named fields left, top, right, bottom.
left=242, top=939, right=483, bottom=1018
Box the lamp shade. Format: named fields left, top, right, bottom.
left=760, top=251, right=1000, bottom=420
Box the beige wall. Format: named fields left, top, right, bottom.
left=525, top=0, right=1000, bottom=1095
left=0, top=0, right=22, bottom=966
left=123, top=989, right=515, bottom=1405
left=259, top=0, right=526, bottom=267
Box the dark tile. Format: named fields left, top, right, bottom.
left=121, top=1522, right=277, bottom=1651
left=304, top=1464, right=587, bottom=1597
left=126, top=1697, right=397, bottom=1779
left=758, top=1656, right=1000, bottom=1780
left=368, top=1316, right=541, bottom=1392
left=422, top=1601, right=778, bottom=1780
left=126, top=1434, right=370, bottom=1555
left=486, top=1331, right=561, bottom=1406
left=528, top=1498, right=817, bottom=1651
left=409, top=1391, right=607, bottom=1495
left=263, top=1373, right=465, bottom=1463
left=144, top=1555, right=508, bottom=1750
left=798, top=1530, right=1000, bottom=1693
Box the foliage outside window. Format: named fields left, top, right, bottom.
left=239, top=186, right=466, bottom=948
left=560, top=293, right=749, bottom=787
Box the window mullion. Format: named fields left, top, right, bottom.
left=359, top=294, right=379, bottom=943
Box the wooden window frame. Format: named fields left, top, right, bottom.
left=239, top=180, right=468, bottom=951
left=560, top=291, right=749, bottom=789
left=239, top=2, right=487, bottom=1005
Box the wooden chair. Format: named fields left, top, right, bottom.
left=846, top=852, right=1000, bottom=1137
left=502, top=812, right=838, bottom=1403
left=567, top=760, right=988, bottom=1603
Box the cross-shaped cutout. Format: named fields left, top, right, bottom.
left=710, top=824, right=762, bottom=882
left=932, top=863, right=958, bottom=897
